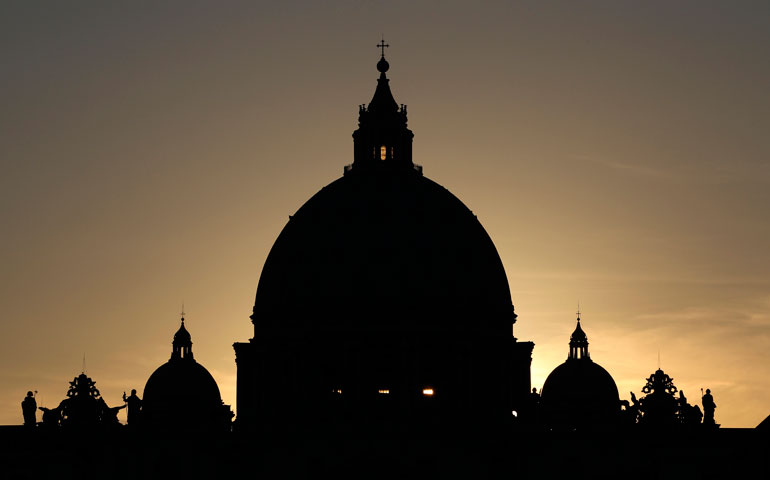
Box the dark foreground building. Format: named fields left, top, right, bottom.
left=234, top=52, right=534, bottom=433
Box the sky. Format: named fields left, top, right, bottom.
left=1, top=1, right=769, bottom=428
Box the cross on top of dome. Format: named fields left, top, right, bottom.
left=377, top=37, right=389, bottom=57
left=377, top=38, right=390, bottom=73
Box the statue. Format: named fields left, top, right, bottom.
left=38, top=406, right=62, bottom=429
left=675, top=390, right=703, bottom=427
left=691, top=404, right=703, bottom=425
left=524, top=387, right=541, bottom=425
left=638, top=369, right=679, bottom=427
left=620, top=392, right=641, bottom=425
left=123, top=389, right=143, bottom=426
left=21, top=391, right=37, bottom=427
left=98, top=397, right=125, bottom=427
left=702, top=388, right=717, bottom=427
left=59, top=373, right=101, bottom=428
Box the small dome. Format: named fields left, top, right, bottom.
left=541, top=359, right=620, bottom=429
left=540, top=317, right=620, bottom=429
left=143, top=360, right=223, bottom=428
left=142, top=321, right=229, bottom=431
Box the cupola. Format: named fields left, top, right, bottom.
left=569, top=310, right=590, bottom=360
left=350, top=40, right=415, bottom=172
left=172, top=316, right=193, bottom=361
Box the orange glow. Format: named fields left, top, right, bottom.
left=378, top=389, right=390, bottom=394
left=422, top=388, right=434, bottom=396
left=380, top=145, right=387, bottom=160
left=0, top=5, right=766, bottom=429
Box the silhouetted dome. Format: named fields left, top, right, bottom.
left=252, top=169, right=515, bottom=328
left=541, top=360, right=619, bottom=430
left=235, top=52, right=527, bottom=432
left=143, top=320, right=229, bottom=431
left=143, top=360, right=222, bottom=420
left=540, top=317, right=620, bottom=429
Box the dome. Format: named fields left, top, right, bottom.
left=142, top=320, right=230, bottom=431
left=540, top=317, right=620, bottom=429
left=234, top=52, right=532, bottom=432
left=541, top=360, right=620, bottom=429
left=143, top=361, right=222, bottom=421
left=252, top=168, right=515, bottom=330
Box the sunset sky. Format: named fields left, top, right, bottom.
left=1, top=1, right=769, bottom=428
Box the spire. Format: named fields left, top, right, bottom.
left=568, top=310, right=590, bottom=360
left=172, top=310, right=194, bottom=361
left=349, top=40, right=415, bottom=173
left=368, top=60, right=399, bottom=114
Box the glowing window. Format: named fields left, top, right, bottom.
left=380, top=145, right=387, bottom=160
left=332, top=389, right=342, bottom=394
left=422, top=388, right=434, bottom=396
left=512, top=410, right=518, bottom=417
left=378, top=389, right=390, bottom=395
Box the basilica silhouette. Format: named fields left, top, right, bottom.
left=233, top=47, right=533, bottom=434
left=4, top=46, right=768, bottom=478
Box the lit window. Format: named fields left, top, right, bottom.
left=332, top=389, right=342, bottom=394
left=378, top=389, right=390, bottom=395
left=511, top=410, right=518, bottom=417
left=422, top=388, right=434, bottom=396
left=380, top=145, right=387, bottom=160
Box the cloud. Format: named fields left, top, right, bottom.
left=571, top=154, right=676, bottom=180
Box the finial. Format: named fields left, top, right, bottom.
left=180, top=303, right=185, bottom=323
left=576, top=301, right=581, bottom=322
left=376, top=37, right=390, bottom=73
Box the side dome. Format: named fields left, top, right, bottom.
left=540, top=315, right=620, bottom=429
left=142, top=318, right=231, bottom=431
left=143, top=361, right=222, bottom=424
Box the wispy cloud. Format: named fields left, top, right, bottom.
left=572, top=154, right=676, bottom=180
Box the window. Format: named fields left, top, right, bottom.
left=422, top=388, right=434, bottom=396
left=380, top=145, right=387, bottom=160
left=378, top=389, right=390, bottom=395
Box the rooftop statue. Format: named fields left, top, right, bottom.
left=21, top=391, right=37, bottom=428
left=702, top=388, right=718, bottom=428
left=36, top=373, right=124, bottom=429
left=635, top=369, right=714, bottom=429
left=638, top=368, right=679, bottom=427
